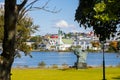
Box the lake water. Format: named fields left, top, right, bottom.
left=12, top=51, right=120, bottom=68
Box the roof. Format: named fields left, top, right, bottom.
left=62, top=39, right=73, bottom=44
left=50, top=35, right=58, bottom=38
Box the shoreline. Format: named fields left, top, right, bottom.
left=12, top=63, right=120, bottom=69
left=31, top=49, right=119, bottom=53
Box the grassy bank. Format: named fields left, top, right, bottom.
left=11, top=67, right=120, bottom=80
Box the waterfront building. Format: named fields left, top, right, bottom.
left=73, top=35, right=93, bottom=50
left=56, top=29, right=73, bottom=51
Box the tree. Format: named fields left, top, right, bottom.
left=75, top=0, right=120, bottom=41
left=0, top=6, right=38, bottom=55
left=109, top=41, right=118, bottom=52
left=91, top=41, right=100, bottom=49
left=16, top=16, right=39, bottom=53
left=29, top=35, right=42, bottom=49
left=0, top=0, right=59, bottom=79
left=29, top=36, right=42, bottom=42
left=75, top=0, right=120, bottom=80
left=0, top=0, right=27, bottom=80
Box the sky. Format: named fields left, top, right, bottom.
left=0, top=0, right=92, bottom=36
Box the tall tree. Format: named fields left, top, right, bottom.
left=75, top=0, right=120, bottom=80
left=0, top=0, right=27, bottom=80
left=75, top=0, right=120, bottom=41
left=0, top=0, right=59, bottom=79
left=0, top=7, right=38, bottom=53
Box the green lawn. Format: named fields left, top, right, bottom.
left=11, top=67, right=120, bottom=80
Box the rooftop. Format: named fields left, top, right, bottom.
left=62, top=39, right=73, bottom=44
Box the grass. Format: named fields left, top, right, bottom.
left=11, top=67, right=120, bottom=80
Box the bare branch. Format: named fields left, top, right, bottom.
left=41, top=0, right=51, bottom=9
left=33, top=6, right=61, bottom=13
left=24, top=0, right=39, bottom=9
left=18, top=0, right=61, bottom=21
left=18, top=0, right=28, bottom=11
left=24, top=0, right=61, bottom=13
left=18, top=0, right=39, bottom=20
left=18, top=8, right=27, bottom=21
left=34, top=0, right=61, bottom=13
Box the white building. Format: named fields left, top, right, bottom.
left=56, top=29, right=73, bottom=51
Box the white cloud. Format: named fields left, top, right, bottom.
left=55, top=20, right=68, bottom=28
left=54, top=20, right=75, bottom=28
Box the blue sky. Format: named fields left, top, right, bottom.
left=0, top=0, right=92, bottom=36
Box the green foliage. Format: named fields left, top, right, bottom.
left=94, top=2, right=106, bottom=13
left=30, top=36, right=42, bottom=49
left=75, top=0, right=120, bottom=41
left=30, top=36, right=42, bottom=42
left=108, top=45, right=117, bottom=52
left=16, top=17, right=39, bottom=53
left=0, top=7, right=39, bottom=54
left=94, top=0, right=119, bottom=22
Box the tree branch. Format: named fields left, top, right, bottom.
left=32, top=0, right=61, bottom=13
left=18, top=0, right=28, bottom=11
left=24, top=0, right=61, bottom=13
left=17, top=0, right=39, bottom=21
left=18, top=0, right=61, bottom=21
left=33, top=6, right=61, bottom=13
left=24, top=0, right=39, bottom=9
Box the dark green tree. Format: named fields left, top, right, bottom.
left=29, top=35, right=42, bottom=49
left=29, top=36, right=42, bottom=42
left=75, top=0, right=120, bottom=80
left=75, top=0, right=120, bottom=41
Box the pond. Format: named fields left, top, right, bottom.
left=12, top=51, right=120, bottom=68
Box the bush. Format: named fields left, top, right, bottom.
left=51, top=64, right=58, bottom=69
left=62, top=63, right=69, bottom=70
left=38, top=61, right=46, bottom=68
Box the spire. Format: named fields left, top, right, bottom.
left=58, top=28, right=62, bottom=36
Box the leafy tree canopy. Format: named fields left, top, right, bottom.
left=75, top=0, right=120, bottom=41
left=0, top=6, right=39, bottom=54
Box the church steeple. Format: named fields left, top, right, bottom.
left=58, top=28, right=63, bottom=45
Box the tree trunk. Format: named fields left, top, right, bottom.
left=0, top=0, right=27, bottom=79
left=0, top=0, right=17, bottom=80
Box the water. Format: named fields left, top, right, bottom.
left=12, top=51, right=120, bottom=68
left=87, top=52, right=120, bottom=66
left=13, top=52, right=76, bottom=67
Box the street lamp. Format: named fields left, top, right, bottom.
left=102, top=41, right=106, bottom=80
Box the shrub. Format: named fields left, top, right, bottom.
left=62, top=63, right=69, bottom=70
left=38, top=61, right=46, bottom=68
left=51, top=64, right=58, bottom=69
